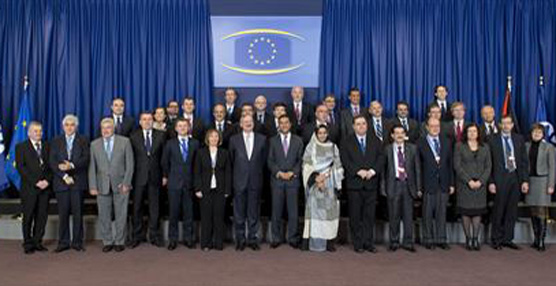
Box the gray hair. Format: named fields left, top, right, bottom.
left=27, top=121, right=42, bottom=135
left=62, top=114, right=79, bottom=126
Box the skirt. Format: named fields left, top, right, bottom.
left=526, top=176, right=552, bottom=207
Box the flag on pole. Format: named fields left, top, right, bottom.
left=535, top=76, right=556, bottom=145
left=0, top=123, right=9, bottom=192
left=501, top=76, right=520, bottom=134
left=4, top=78, right=33, bottom=190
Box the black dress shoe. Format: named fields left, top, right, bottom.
left=129, top=241, right=141, bottom=249
left=402, top=245, right=416, bottom=253
left=388, top=244, right=399, bottom=252
left=72, top=245, right=86, bottom=252
left=491, top=243, right=502, bottom=250
left=24, top=248, right=35, bottom=255
left=54, top=245, right=70, bottom=253
left=168, top=241, right=177, bottom=251
left=326, top=243, right=336, bottom=252
left=366, top=246, right=378, bottom=253
left=289, top=241, right=299, bottom=249
left=503, top=242, right=520, bottom=250
left=437, top=243, right=450, bottom=250
left=183, top=241, right=196, bottom=249
left=270, top=242, right=281, bottom=249
left=102, top=245, right=114, bottom=253
left=114, top=245, right=125, bottom=252
left=424, top=243, right=435, bottom=250
left=35, top=244, right=48, bottom=252
left=249, top=243, right=260, bottom=251
left=151, top=240, right=164, bottom=248
left=235, top=242, right=245, bottom=251
left=472, top=238, right=480, bottom=251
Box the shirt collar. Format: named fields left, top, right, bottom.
left=178, top=135, right=188, bottom=142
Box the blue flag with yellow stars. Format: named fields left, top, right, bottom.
left=5, top=89, right=33, bottom=190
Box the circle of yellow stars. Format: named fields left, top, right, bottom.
left=248, top=37, right=277, bottom=66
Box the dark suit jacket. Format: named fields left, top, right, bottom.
left=287, top=102, right=315, bottom=135
left=193, top=147, right=232, bottom=196
left=130, top=129, right=166, bottom=187
left=365, top=115, right=390, bottom=145
left=16, top=140, right=52, bottom=194
left=267, top=133, right=304, bottom=188
left=340, top=134, right=385, bottom=190
left=381, top=143, right=422, bottom=198
left=207, top=121, right=236, bottom=148
left=430, top=100, right=453, bottom=122
left=114, top=115, right=135, bottom=137
left=339, top=107, right=360, bottom=140
left=479, top=122, right=499, bottom=143
left=48, top=134, right=90, bottom=192
left=488, top=133, right=529, bottom=186
left=255, top=111, right=273, bottom=137
left=226, top=105, right=242, bottom=124
left=387, top=117, right=420, bottom=144
left=444, top=120, right=471, bottom=145
left=228, top=132, right=268, bottom=191
left=417, top=136, right=454, bottom=194
left=167, top=116, right=206, bottom=142
left=302, top=122, right=340, bottom=145
left=161, top=137, right=200, bottom=191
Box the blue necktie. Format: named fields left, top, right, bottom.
left=433, top=139, right=441, bottom=157
left=503, top=136, right=516, bottom=172
left=104, top=138, right=113, bottom=160
left=180, top=139, right=189, bottom=162
left=358, top=137, right=366, bottom=154
left=66, top=137, right=73, bottom=160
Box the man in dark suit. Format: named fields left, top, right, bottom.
left=287, top=86, right=314, bottom=136
left=161, top=118, right=200, bottom=250
left=224, top=88, right=242, bottom=125
left=488, top=115, right=529, bottom=250
left=340, top=115, right=385, bottom=253
left=165, top=100, right=180, bottom=127
left=382, top=124, right=421, bottom=252
left=267, top=115, right=304, bottom=249
left=266, top=102, right=287, bottom=138
left=479, top=105, right=499, bottom=143
left=180, top=97, right=205, bottom=141
left=49, top=115, right=89, bottom=253
left=129, top=112, right=167, bottom=248
left=340, top=88, right=363, bottom=140
left=254, top=95, right=273, bottom=136
left=208, top=103, right=235, bottom=148
left=432, top=85, right=452, bottom=122
left=323, top=94, right=340, bottom=126
left=388, top=101, right=420, bottom=144
left=16, top=121, right=52, bottom=254
left=444, top=101, right=470, bottom=145
left=228, top=115, right=268, bottom=251
left=236, top=103, right=267, bottom=135
left=417, top=117, right=455, bottom=250
left=366, top=100, right=389, bottom=144
left=111, top=97, right=135, bottom=137
left=302, top=104, right=340, bottom=144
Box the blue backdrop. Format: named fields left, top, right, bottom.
left=320, top=0, right=556, bottom=129
left=0, top=0, right=213, bottom=140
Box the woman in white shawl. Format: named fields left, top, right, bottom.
left=301, top=125, right=344, bottom=252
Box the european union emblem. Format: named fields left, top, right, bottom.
left=221, top=29, right=305, bottom=75
left=234, top=35, right=291, bottom=69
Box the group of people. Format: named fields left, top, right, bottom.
left=15, top=85, right=555, bottom=255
